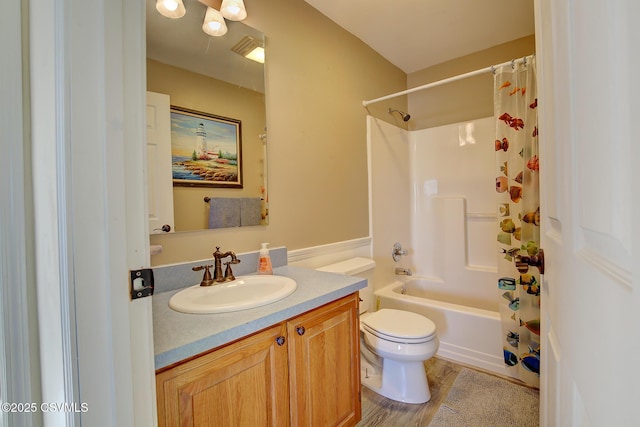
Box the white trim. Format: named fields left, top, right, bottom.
left=30, top=0, right=77, bottom=424
left=1, top=0, right=41, bottom=425
left=287, top=237, right=372, bottom=269
left=123, top=0, right=158, bottom=424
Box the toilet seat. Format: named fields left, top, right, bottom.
left=361, top=309, right=436, bottom=344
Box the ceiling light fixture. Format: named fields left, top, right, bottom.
left=156, top=0, right=186, bottom=19
left=202, top=6, right=228, bottom=37
left=155, top=0, right=247, bottom=37
left=220, top=0, right=247, bottom=21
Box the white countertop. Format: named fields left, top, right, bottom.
left=153, top=265, right=366, bottom=370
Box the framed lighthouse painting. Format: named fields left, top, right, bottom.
left=170, top=106, right=243, bottom=188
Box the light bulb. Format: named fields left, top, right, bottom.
left=207, top=21, right=222, bottom=31
left=202, top=7, right=228, bottom=37
left=164, top=0, right=178, bottom=11
left=156, top=0, right=186, bottom=19
left=220, top=0, right=247, bottom=21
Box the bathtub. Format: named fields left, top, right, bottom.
left=375, top=278, right=514, bottom=378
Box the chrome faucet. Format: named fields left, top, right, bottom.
left=392, top=242, right=408, bottom=261
left=212, top=247, right=241, bottom=283
left=395, top=267, right=412, bottom=276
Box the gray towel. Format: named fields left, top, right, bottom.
left=208, top=198, right=241, bottom=229
left=240, top=197, right=262, bottom=226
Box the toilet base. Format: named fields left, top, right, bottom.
left=361, top=357, right=431, bottom=404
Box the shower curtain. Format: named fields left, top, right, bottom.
left=494, top=55, right=540, bottom=387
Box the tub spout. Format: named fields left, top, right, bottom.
left=395, top=267, right=412, bottom=276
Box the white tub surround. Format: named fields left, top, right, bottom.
left=368, top=116, right=505, bottom=377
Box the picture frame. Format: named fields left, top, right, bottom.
left=170, top=106, right=242, bottom=188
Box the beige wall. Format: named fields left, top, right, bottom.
left=150, top=0, right=407, bottom=265
left=149, top=1, right=534, bottom=266
left=408, top=35, right=536, bottom=130
left=147, top=59, right=267, bottom=231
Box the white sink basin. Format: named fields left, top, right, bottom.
left=168, top=275, right=297, bottom=314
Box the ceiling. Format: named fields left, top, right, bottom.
left=303, top=0, right=535, bottom=73
left=147, top=0, right=535, bottom=88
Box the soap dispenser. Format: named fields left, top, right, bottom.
left=257, top=243, right=273, bottom=275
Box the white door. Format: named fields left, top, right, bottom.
left=147, top=91, right=175, bottom=234
left=30, top=0, right=157, bottom=425
left=535, top=1, right=638, bottom=425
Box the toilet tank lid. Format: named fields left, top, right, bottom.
left=316, top=257, right=376, bottom=275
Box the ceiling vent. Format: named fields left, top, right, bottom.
left=231, top=36, right=264, bottom=63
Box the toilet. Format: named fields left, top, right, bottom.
left=317, top=257, right=439, bottom=404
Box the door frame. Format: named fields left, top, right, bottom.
left=0, top=0, right=42, bottom=425
left=28, top=0, right=155, bottom=425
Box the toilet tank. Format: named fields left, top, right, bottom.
left=316, top=257, right=376, bottom=314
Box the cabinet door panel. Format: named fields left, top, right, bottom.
left=156, top=324, right=289, bottom=427
left=288, top=294, right=361, bottom=427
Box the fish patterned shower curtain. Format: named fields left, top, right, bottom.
left=494, top=55, right=540, bottom=387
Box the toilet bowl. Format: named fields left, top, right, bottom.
left=317, top=258, right=439, bottom=404
left=360, top=308, right=438, bottom=403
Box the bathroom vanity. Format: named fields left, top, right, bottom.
left=153, top=265, right=365, bottom=426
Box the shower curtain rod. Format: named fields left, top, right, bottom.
left=362, top=55, right=533, bottom=107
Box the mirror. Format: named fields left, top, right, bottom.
left=146, top=0, right=267, bottom=233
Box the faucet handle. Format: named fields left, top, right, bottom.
left=392, top=242, right=408, bottom=261
left=192, top=264, right=214, bottom=286
left=224, top=262, right=236, bottom=281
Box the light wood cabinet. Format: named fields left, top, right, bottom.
left=287, top=294, right=361, bottom=426
left=156, top=323, right=290, bottom=426
left=156, top=293, right=361, bottom=427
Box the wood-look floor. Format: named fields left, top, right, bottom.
left=357, top=357, right=535, bottom=426
left=357, top=357, right=461, bottom=426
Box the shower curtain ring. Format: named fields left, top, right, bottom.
left=523, top=56, right=527, bottom=66
left=491, top=65, right=496, bottom=75
left=511, top=59, right=515, bottom=69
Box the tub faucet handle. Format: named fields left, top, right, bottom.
left=392, top=242, right=408, bottom=261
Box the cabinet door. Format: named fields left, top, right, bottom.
left=288, top=294, right=361, bottom=427
left=156, top=323, right=289, bottom=427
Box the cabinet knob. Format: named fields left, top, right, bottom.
left=296, top=326, right=305, bottom=336
left=276, top=336, right=286, bottom=346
